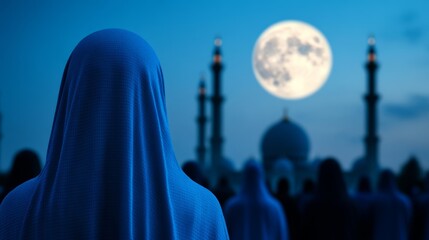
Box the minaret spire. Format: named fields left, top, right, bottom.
left=196, top=75, right=207, bottom=166
left=282, top=108, right=289, bottom=121
left=210, top=37, right=224, bottom=173
left=364, top=34, right=380, bottom=178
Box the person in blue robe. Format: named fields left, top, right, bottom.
left=224, top=160, right=288, bottom=240
left=372, top=169, right=412, bottom=240
left=353, top=176, right=375, bottom=240
left=0, top=29, right=229, bottom=240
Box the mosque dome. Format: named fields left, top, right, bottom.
left=261, top=116, right=310, bottom=171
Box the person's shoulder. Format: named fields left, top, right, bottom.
left=395, top=192, right=411, bottom=208
left=1, top=177, right=38, bottom=208
left=200, top=186, right=228, bottom=222
left=175, top=178, right=225, bottom=218
left=266, top=196, right=286, bottom=216
left=0, top=177, right=38, bottom=239
left=187, top=185, right=229, bottom=239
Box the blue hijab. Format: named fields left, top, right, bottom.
left=224, top=161, right=287, bottom=240
left=0, top=29, right=228, bottom=240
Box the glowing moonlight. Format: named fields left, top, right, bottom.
left=253, top=21, right=332, bottom=99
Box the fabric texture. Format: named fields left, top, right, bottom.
left=0, top=29, right=229, bottom=240
left=224, top=161, right=287, bottom=240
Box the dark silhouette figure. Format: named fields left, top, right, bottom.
left=0, top=173, right=6, bottom=189
left=302, top=178, right=315, bottom=193
left=224, top=161, right=288, bottom=240
left=0, top=149, right=41, bottom=202
left=397, top=156, right=423, bottom=196
left=275, top=178, right=299, bottom=240
left=301, top=158, right=357, bottom=240
left=353, top=176, right=374, bottom=240
left=409, top=172, right=429, bottom=240
left=297, top=178, right=315, bottom=212
left=212, top=176, right=235, bottom=210
left=182, top=161, right=203, bottom=185
left=181, top=160, right=209, bottom=188
left=372, top=169, right=412, bottom=240
left=0, top=29, right=228, bottom=240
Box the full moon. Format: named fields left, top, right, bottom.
left=253, top=21, right=333, bottom=99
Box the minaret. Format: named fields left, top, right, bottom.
left=364, top=35, right=380, bottom=176
left=210, top=38, right=224, bottom=172
left=196, top=76, right=207, bottom=166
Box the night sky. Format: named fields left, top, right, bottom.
left=1, top=0, right=428, bottom=172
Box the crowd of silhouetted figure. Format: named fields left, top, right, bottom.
left=1, top=149, right=429, bottom=240
left=180, top=157, right=429, bottom=240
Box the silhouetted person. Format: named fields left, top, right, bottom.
left=372, top=169, right=412, bottom=240
left=181, top=160, right=209, bottom=188
left=301, top=158, right=357, bottom=240
left=297, top=178, right=315, bottom=214
left=212, top=176, right=235, bottom=210
left=224, top=161, right=288, bottom=240
left=0, top=149, right=41, bottom=203
left=353, top=176, right=374, bottom=240
left=275, top=178, right=299, bottom=240
left=397, top=156, right=423, bottom=197
left=0, top=29, right=228, bottom=240
left=410, top=172, right=429, bottom=240
left=0, top=173, right=6, bottom=190
left=302, top=178, right=315, bottom=193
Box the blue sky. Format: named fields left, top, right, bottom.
left=0, top=0, right=428, bottom=172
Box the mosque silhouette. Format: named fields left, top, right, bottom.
left=195, top=37, right=380, bottom=192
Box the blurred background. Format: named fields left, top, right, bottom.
left=0, top=0, right=428, bottom=177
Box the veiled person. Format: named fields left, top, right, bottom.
left=224, top=161, right=287, bottom=240
left=0, top=29, right=228, bottom=240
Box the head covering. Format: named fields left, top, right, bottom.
left=0, top=29, right=228, bottom=240
left=0, top=150, right=41, bottom=202
left=301, top=158, right=357, bottom=240
left=316, top=158, right=347, bottom=200
left=240, top=161, right=269, bottom=197
left=224, top=160, right=287, bottom=240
